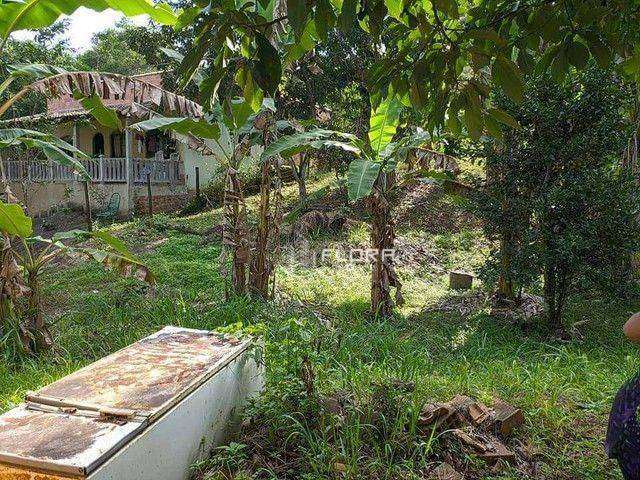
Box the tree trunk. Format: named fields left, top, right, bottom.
left=250, top=158, right=272, bottom=298
left=25, top=268, right=52, bottom=352
left=288, top=153, right=308, bottom=202
left=488, top=136, right=517, bottom=304
left=221, top=167, right=249, bottom=297
left=249, top=112, right=277, bottom=299
left=543, top=262, right=564, bottom=327
left=496, top=232, right=515, bottom=302
left=369, top=174, right=403, bottom=318
left=270, top=156, right=284, bottom=299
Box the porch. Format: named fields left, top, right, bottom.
left=1, top=155, right=183, bottom=185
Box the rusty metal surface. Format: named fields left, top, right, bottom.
left=0, top=462, right=80, bottom=480
left=33, top=327, right=247, bottom=418
left=0, top=406, right=142, bottom=476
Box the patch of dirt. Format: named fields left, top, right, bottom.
left=394, top=234, right=445, bottom=271
left=33, top=208, right=89, bottom=236
left=423, top=291, right=489, bottom=317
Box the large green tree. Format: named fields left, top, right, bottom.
left=77, top=23, right=152, bottom=75
left=2, top=1, right=639, bottom=134
left=475, top=68, right=638, bottom=325
left=0, top=25, right=79, bottom=118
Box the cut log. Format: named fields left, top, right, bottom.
left=418, top=402, right=454, bottom=429
left=491, top=398, right=525, bottom=436
left=450, top=429, right=489, bottom=452
left=477, top=442, right=516, bottom=465
left=419, top=395, right=483, bottom=430
left=449, top=271, right=473, bottom=290
left=468, top=401, right=492, bottom=426
left=447, top=395, right=478, bottom=425
left=429, top=462, right=464, bottom=480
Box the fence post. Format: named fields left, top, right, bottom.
left=83, top=181, right=92, bottom=231
left=99, top=155, right=105, bottom=184
left=195, top=166, right=200, bottom=197
left=146, top=172, right=153, bottom=215
left=125, top=124, right=134, bottom=214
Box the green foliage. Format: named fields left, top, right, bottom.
left=261, top=129, right=361, bottom=160
left=130, top=116, right=221, bottom=139
left=78, top=94, right=123, bottom=130
left=251, top=34, right=282, bottom=97
left=0, top=36, right=78, bottom=118
left=268, top=96, right=432, bottom=201
left=77, top=26, right=151, bottom=76
left=4, top=0, right=640, bottom=144
left=0, top=0, right=177, bottom=51
left=347, top=158, right=380, bottom=200
left=0, top=201, right=33, bottom=238
left=368, top=95, right=402, bottom=156
left=0, top=199, right=152, bottom=359
left=474, top=69, right=638, bottom=325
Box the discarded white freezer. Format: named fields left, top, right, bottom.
left=0, top=326, right=264, bottom=480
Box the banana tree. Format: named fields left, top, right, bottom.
left=264, top=95, right=429, bottom=317
left=129, top=99, right=276, bottom=298
left=0, top=200, right=152, bottom=356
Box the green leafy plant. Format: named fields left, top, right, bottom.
left=130, top=99, right=281, bottom=299
left=0, top=201, right=152, bottom=359
left=265, top=95, right=430, bottom=317
left=0, top=0, right=177, bottom=54
left=4, top=0, right=640, bottom=143
left=473, top=69, right=639, bottom=326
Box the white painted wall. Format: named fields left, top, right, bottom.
left=179, top=144, right=222, bottom=191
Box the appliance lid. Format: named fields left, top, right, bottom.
left=28, top=326, right=250, bottom=421
left=0, top=404, right=144, bottom=476
left=0, top=327, right=252, bottom=476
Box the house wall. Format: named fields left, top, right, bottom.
left=54, top=121, right=151, bottom=159
left=10, top=181, right=130, bottom=216
left=16, top=112, right=194, bottom=217
left=10, top=180, right=192, bottom=217
left=133, top=183, right=190, bottom=215
left=179, top=143, right=221, bottom=191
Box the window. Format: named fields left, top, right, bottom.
left=110, top=133, right=125, bottom=158
left=92, top=133, right=105, bottom=157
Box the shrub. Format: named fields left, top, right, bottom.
left=474, top=68, right=640, bottom=326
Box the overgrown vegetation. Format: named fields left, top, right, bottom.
left=3, top=0, right=640, bottom=478
left=473, top=68, right=640, bottom=327
left=0, top=177, right=633, bottom=479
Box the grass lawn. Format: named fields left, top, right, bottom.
left=0, top=174, right=636, bottom=479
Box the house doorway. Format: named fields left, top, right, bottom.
left=92, top=133, right=105, bottom=157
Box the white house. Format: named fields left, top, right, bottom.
left=2, top=71, right=220, bottom=216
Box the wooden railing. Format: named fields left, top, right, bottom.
left=1, top=156, right=182, bottom=185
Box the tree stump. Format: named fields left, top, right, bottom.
left=449, top=270, right=473, bottom=290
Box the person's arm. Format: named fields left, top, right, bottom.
left=624, top=312, right=640, bottom=342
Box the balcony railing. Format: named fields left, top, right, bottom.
left=1, top=155, right=182, bottom=185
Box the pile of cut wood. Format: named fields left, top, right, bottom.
left=421, top=395, right=526, bottom=479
